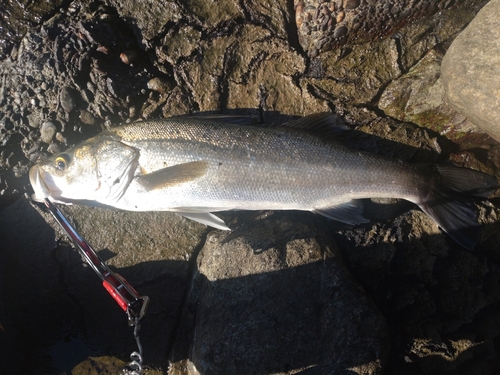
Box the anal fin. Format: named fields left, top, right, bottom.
left=313, top=200, right=369, bottom=225
left=178, top=212, right=230, bottom=230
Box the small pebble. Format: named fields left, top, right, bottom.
left=47, top=142, right=61, bottom=154
left=40, top=121, right=57, bottom=144
left=147, top=77, right=176, bottom=94
left=26, top=113, right=41, bottom=128
left=60, top=86, right=77, bottom=112
left=79, top=110, right=95, bottom=125
left=55, top=132, right=67, bottom=145
left=13, top=163, right=29, bottom=178
left=120, top=50, right=138, bottom=65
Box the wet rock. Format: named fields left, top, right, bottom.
left=441, top=0, right=500, bottom=143
left=336, top=206, right=500, bottom=374
left=0, top=0, right=65, bottom=59
left=60, top=86, right=78, bottom=113
left=295, top=0, right=485, bottom=56
left=71, top=356, right=128, bottom=375
left=108, top=0, right=186, bottom=43
left=26, top=112, right=42, bottom=129
left=302, top=39, right=402, bottom=108
left=40, top=121, right=57, bottom=144
left=0, top=198, right=207, bottom=373
left=242, top=0, right=292, bottom=40
left=225, top=26, right=312, bottom=115
left=170, top=213, right=389, bottom=374
left=147, top=77, right=176, bottom=94
left=158, top=26, right=202, bottom=63
left=79, top=110, right=96, bottom=125
left=1, top=0, right=500, bottom=374
left=379, top=48, right=489, bottom=144
left=164, top=23, right=323, bottom=116
left=188, top=0, right=243, bottom=28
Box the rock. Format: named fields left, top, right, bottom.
left=79, top=110, right=96, bottom=125
left=337, top=208, right=500, bottom=374
left=40, top=121, right=57, bottom=143
left=441, top=0, right=500, bottom=143
left=0, top=198, right=207, bottom=372
left=379, top=48, right=489, bottom=145
left=158, top=26, right=202, bottom=63
left=295, top=0, right=485, bottom=57
left=72, top=355, right=164, bottom=375
left=108, top=0, right=184, bottom=43
left=170, top=212, right=389, bottom=374
left=147, top=77, right=176, bottom=93
left=0, top=0, right=66, bottom=59
left=1, top=0, right=500, bottom=374
left=71, top=356, right=127, bottom=375
left=26, top=112, right=42, bottom=128
left=119, top=50, right=138, bottom=65
left=60, top=86, right=78, bottom=113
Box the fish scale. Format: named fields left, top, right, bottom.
left=121, top=124, right=407, bottom=208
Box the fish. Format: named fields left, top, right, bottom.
left=29, top=113, right=498, bottom=250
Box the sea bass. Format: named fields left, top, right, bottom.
left=29, top=113, right=498, bottom=250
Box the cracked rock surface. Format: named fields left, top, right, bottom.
left=1, top=0, right=500, bottom=374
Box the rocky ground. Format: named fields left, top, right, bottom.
left=1, top=0, right=500, bottom=374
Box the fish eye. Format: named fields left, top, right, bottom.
left=55, top=154, right=71, bottom=171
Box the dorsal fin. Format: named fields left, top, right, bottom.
left=279, top=113, right=349, bottom=138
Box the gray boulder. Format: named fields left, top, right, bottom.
left=441, top=0, right=500, bottom=142
left=169, top=212, right=390, bottom=375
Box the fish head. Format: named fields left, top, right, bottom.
left=30, top=134, right=139, bottom=205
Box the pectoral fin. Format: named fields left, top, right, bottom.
left=178, top=212, right=230, bottom=230
left=314, top=200, right=369, bottom=225
left=137, top=160, right=208, bottom=191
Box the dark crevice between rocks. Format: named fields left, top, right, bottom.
left=166, top=228, right=211, bottom=365
left=390, top=34, right=405, bottom=75
left=286, top=0, right=304, bottom=56
left=239, top=0, right=274, bottom=35
left=304, top=83, right=338, bottom=114
left=258, top=84, right=270, bottom=121
left=204, top=17, right=245, bottom=40
left=150, top=20, right=180, bottom=45
left=240, top=50, right=269, bottom=85
left=218, top=41, right=239, bottom=112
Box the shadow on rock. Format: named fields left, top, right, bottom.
left=0, top=198, right=189, bottom=374
left=169, top=212, right=390, bottom=375
left=1, top=195, right=500, bottom=374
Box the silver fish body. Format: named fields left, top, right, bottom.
left=29, top=113, right=498, bottom=250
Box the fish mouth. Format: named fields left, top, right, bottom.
left=29, top=165, right=55, bottom=202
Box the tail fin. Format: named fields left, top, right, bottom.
left=417, top=165, right=498, bottom=250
